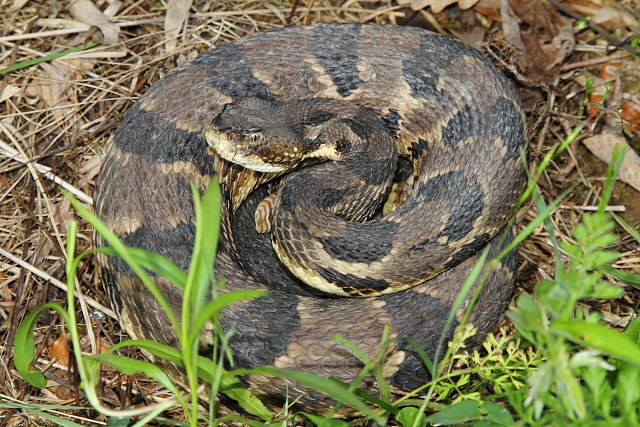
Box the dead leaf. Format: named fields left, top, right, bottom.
left=99, top=339, right=110, bottom=354
left=0, top=85, right=21, bottom=104
left=37, top=59, right=94, bottom=123
left=545, top=22, right=575, bottom=70
left=585, top=61, right=622, bottom=117
left=10, top=0, right=29, bottom=11
left=501, top=0, right=528, bottom=66
left=583, top=134, right=640, bottom=193
left=78, top=154, right=102, bottom=187
left=621, top=101, right=640, bottom=132
left=165, top=0, right=193, bottom=52
left=455, top=26, right=486, bottom=50
left=398, top=0, right=430, bottom=10
left=458, top=0, right=481, bottom=9
left=52, top=198, right=74, bottom=232
left=591, top=6, right=637, bottom=29
left=397, top=0, right=481, bottom=13
left=103, top=0, right=122, bottom=18
left=32, top=235, right=54, bottom=266
left=508, top=0, right=576, bottom=79
left=49, top=334, right=72, bottom=366
left=69, top=0, right=119, bottom=44
left=564, top=0, right=620, bottom=17
left=36, top=18, right=90, bottom=31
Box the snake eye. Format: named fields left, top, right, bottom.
left=245, top=132, right=263, bottom=144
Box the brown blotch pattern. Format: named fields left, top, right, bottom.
left=95, top=23, right=525, bottom=413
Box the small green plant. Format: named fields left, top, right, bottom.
left=507, top=144, right=640, bottom=424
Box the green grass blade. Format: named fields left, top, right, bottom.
left=0, top=402, right=89, bottom=426
left=131, top=400, right=180, bottom=427
left=433, top=246, right=489, bottom=366
left=597, top=265, right=640, bottom=287
left=214, top=415, right=271, bottom=426
left=0, top=42, right=99, bottom=75
left=187, top=290, right=265, bottom=348
left=182, top=181, right=222, bottom=425
left=402, top=339, right=434, bottom=377
left=219, top=381, right=274, bottom=421
left=498, top=182, right=578, bottom=260
left=63, top=190, right=179, bottom=330
left=299, top=412, right=350, bottom=426
left=518, top=126, right=583, bottom=205
left=185, top=179, right=221, bottom=317
left=13, top=303, right=71, bottom=388
left=612, top=212, right=640, bottom=245
left=526, top=164, right=562, bottom=270
left=22, top=410, right=85, bottom=427
left=90, top=247, right=187, bottom=289
left=598, top=143, right=626, bottom=213
left=328, top=330, right=393, bottom=418
left=107, top=339, right=273, bottom=420
left=91, top=354, right=187, bottom=409
left=230, top=367, right=384, bottom=424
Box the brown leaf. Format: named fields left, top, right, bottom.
left=99, top=339, right=111, bottom=354
left=69, top=0, right=119, bottom=44
left=398, top=0, right=430, bottom=10
left=397, top=0, right=480, bottom=13
left=475, top=0, right=501, bottom=21
left=78, top=154, right=102, bottom=187
left=37, top=59, right=94, bottom=123
left=621, top=101, right=640, bottom=132
left=501, top=0, right=528, bottom=65
left=583, top=134, right=640, bottom=193
left=0, top=85, right=21, bottom=104
left=49, top=334, right=72, bottom=366
left=458, top=0, right=481, bottom=9
left=544, top=22, right=575, bottom=70
left=508, top=0, right=576, bottom=79
left=165, top=0, right=193, bottom=52
left=591, top=6, right=637, bottom=29
left=564, top=0, right=620, bottom=17
left=9, top=0, right=29, bottom=11
left=584, top=60, right=640, bottom=131
left=52, top=198, right=74, bottom=232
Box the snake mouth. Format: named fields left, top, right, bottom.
left=204, top=126, right=288, bottom=173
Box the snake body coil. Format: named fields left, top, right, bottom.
left=95, top=23, right=526, bottom=412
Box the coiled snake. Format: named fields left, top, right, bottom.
left=95, top=23, right=526, bottom=412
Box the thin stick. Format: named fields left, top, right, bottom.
left=0, top=139, right=93, bottom=205
left=0, top=392, right=107, bottom=425
left=558, top=204, right=626, bottom=212
left=0, top=18, right=164, bottom=43
left=560, top=51, right=633, bottom=71
left=0, top=248, right=117, bottom=320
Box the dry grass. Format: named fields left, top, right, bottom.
left=0, top=0, right=638, bottom=425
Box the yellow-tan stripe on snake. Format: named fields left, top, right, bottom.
left=94, top=23, right=526, bottom=412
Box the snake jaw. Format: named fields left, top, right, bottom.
left=205, top=125, right=291, bottom=173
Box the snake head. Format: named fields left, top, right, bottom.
left=206, top=98, right=309, bottom=173
left=206, top=97, right=360, bottom=173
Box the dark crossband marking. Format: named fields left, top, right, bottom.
left=311, top=24, right=364, bottom=97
